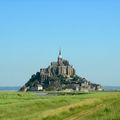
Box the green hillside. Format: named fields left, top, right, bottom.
left=0, top=92, right=120, bottom=120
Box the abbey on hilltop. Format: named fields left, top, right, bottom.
left=20, top=50, right=102, bottom=92
left=40, top=49, right=75, bottom=83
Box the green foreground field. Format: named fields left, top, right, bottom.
left=0, top=92, right=120, bottom=120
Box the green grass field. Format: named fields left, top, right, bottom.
left=0, top=92, right=120, bottom=120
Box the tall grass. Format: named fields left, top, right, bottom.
left=0, top=92, right=120, bottom=120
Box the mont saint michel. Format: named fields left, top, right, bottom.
left=20, top=50, right=102, bottom=92
left=1, top=1, right=120, bottom=120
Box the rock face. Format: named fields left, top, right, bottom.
left=20, top=50, right=103, bottom=92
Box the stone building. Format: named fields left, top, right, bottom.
left=40, top=50, right=75, bottom=82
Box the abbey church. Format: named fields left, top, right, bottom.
left=40, top=50, right=75, bottom=82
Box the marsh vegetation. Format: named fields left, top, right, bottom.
left=0, top=92, right=120, bottom=120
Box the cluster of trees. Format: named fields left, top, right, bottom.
left=62, top=60, right=70, bottom=66
left=25, top=72, right=40, bottom=87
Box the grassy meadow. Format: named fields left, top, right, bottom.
left=0, top=91, right=120, bottom=120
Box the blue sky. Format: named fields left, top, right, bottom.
left=0, top=0, right=120, bottom=86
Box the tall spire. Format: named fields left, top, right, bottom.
left=59, top=48, right=61, bottom=56
left=58, top=48, right=62, bottom=58
left=58, top=48, right=62, bottom=65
